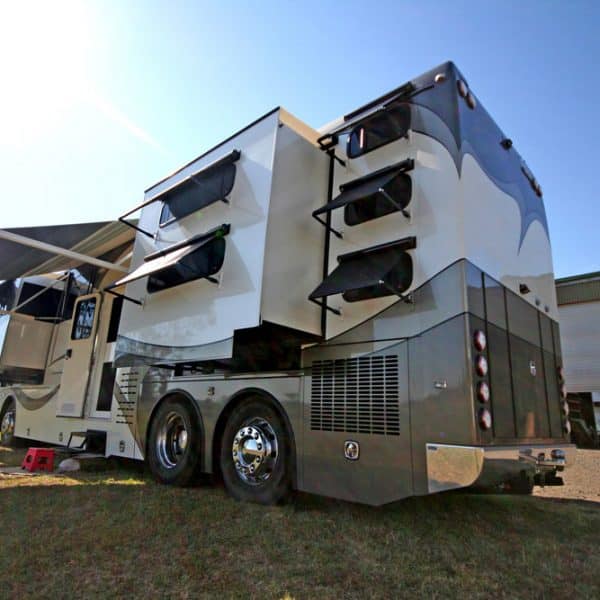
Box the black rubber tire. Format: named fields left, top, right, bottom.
left=220, top=399, right=292, bottom=505
left=0, top=398, right=16, bottom=447
left=147, top=397, right=203, bottom=486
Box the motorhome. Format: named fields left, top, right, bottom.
left=0, top=62, right=574, bottom=505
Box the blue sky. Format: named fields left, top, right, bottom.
left=0, top=0, right=598, bottom=277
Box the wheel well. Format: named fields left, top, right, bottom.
left=211, top=389, right=297, bottom=486
left=145, top=390, right=205, bottom=467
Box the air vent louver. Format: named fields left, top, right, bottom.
left=311, top=355, right=400, bottom=435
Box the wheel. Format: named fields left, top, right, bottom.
left=0, top=399, right=16, bottom=447
left=220, top=399, right=292, bottom=505
left=147, top=397, right=203, bottom=486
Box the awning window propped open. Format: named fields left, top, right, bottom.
left=313, top=159, right=413, bottom=231
left=117, top=149, right=241, bottom=238
left=109, top=224, right=230, bottom=295
left=158, top=150, right=240, bottom=226
left=309, top=237, right=416, bottom=305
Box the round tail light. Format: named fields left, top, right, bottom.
left=473, top=330, right=487, bottom=352
left=477, top=381, right=490, bottom=403
left=478, top=408, right=492, bottom=430
left=475, top=355, right=488, bottom=377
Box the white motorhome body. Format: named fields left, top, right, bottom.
left=1, top=62, right=574, bottom=505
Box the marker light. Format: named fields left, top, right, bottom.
left=478, top=408, right=492, bottom=430
left=466, top=92, right=477, bottom=109
left=473, top=330, right=487, bottom=352
left=457, top=79, right=468, bottom=98
left=475, top=355, right=488, bottom=377
left=477, top=381, right=490, bottom=403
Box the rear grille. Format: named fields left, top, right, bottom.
left=310, top=355, right=400, bottom=435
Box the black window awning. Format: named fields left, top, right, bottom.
left=108, top=224, right=230, bottom=295
left=309, top=237, right=416, bottom=305
left=313, top=159, right=413, bottom=231
left=118, top=149, right=241, bottom=237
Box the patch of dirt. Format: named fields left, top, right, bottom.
left=534, top=449, right=600, bottom=503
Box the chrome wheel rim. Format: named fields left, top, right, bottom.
left=0, top=408, right=15, bottom=443
left=156, top=411, right=188, bottom=469
left=232, top=418, right=278, bottom=486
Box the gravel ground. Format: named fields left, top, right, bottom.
left=534, top=449, right=600, bottom=502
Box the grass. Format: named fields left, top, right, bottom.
left=1, top=446, right=599, bottom=599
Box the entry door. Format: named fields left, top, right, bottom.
left=56, top=294, right=101, bottom=417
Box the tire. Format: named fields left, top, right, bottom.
left=147, top=397, right=203, bottom=486
left=220, top=399, right=292, bottom=505
left=0, top=398, right=16, bottom=447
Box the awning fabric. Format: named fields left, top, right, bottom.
left=313, top=160, right=413, bottom=218
left=309, top=237, right=416, bottom=300
left=111, top=224, right=230, bottom=289
left=0, top=221, right=134, bottom=281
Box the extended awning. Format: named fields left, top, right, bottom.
left=313, top=160, right=414, bottom=233
left=0, top=221, right=134, bottom=281
left=109, top=224, right=230, bottom=295
left=309, top=237, right=416, bottom=307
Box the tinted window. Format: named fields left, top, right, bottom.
left=344, top=173, right=411, bottom=226
left=17, top=283, right=63, bottom=319
left=147, top=237, right=226, bottom=294
left=71, top=298, right=97, bottom=340
left=347, top=104, right=411, bottom=159
left=0, top=280, right=17, bottom=312
left=159, top=162, right=236, bottom=226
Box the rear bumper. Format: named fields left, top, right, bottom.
left=426, top=442, right=576, bottom=493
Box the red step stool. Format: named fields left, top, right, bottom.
left=21, top=448, right=55, bottom=473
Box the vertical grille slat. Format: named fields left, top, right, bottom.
left=311, top=355, right=400, bottom=435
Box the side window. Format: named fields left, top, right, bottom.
left=71, top=298, right=97, bottom=340
left=158, top=161, right=237, bottom=227
left=347, top=104, right=411, bottom=159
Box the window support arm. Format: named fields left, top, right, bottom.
left=309, top=297, right=342, bottom=316
left=105, top=287, right=144, bottom=306
left=118, top=216, right=154, bottom=239
left=312, top=214, right=343, bottom=239
left=377, top=188, right=410, bottom=219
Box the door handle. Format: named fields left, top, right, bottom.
left=65, top=349, right=72, bottom=359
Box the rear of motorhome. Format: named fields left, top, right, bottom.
left=0, top=62, right=574, bottom=504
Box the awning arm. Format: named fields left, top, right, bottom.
left=309, top=297, right=341, bottom=316
left=0, top=229, right=128, bottom=273
left=312, top=214, right=343, bottom=239
left=104, top=286, right=144, bottom=306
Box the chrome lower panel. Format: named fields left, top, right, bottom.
left=426, top=443, right=485, bottom=493
left=426, top=442, right=576, bottom=492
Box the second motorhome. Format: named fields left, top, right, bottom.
left=0, top=62, right=574, bottom=504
